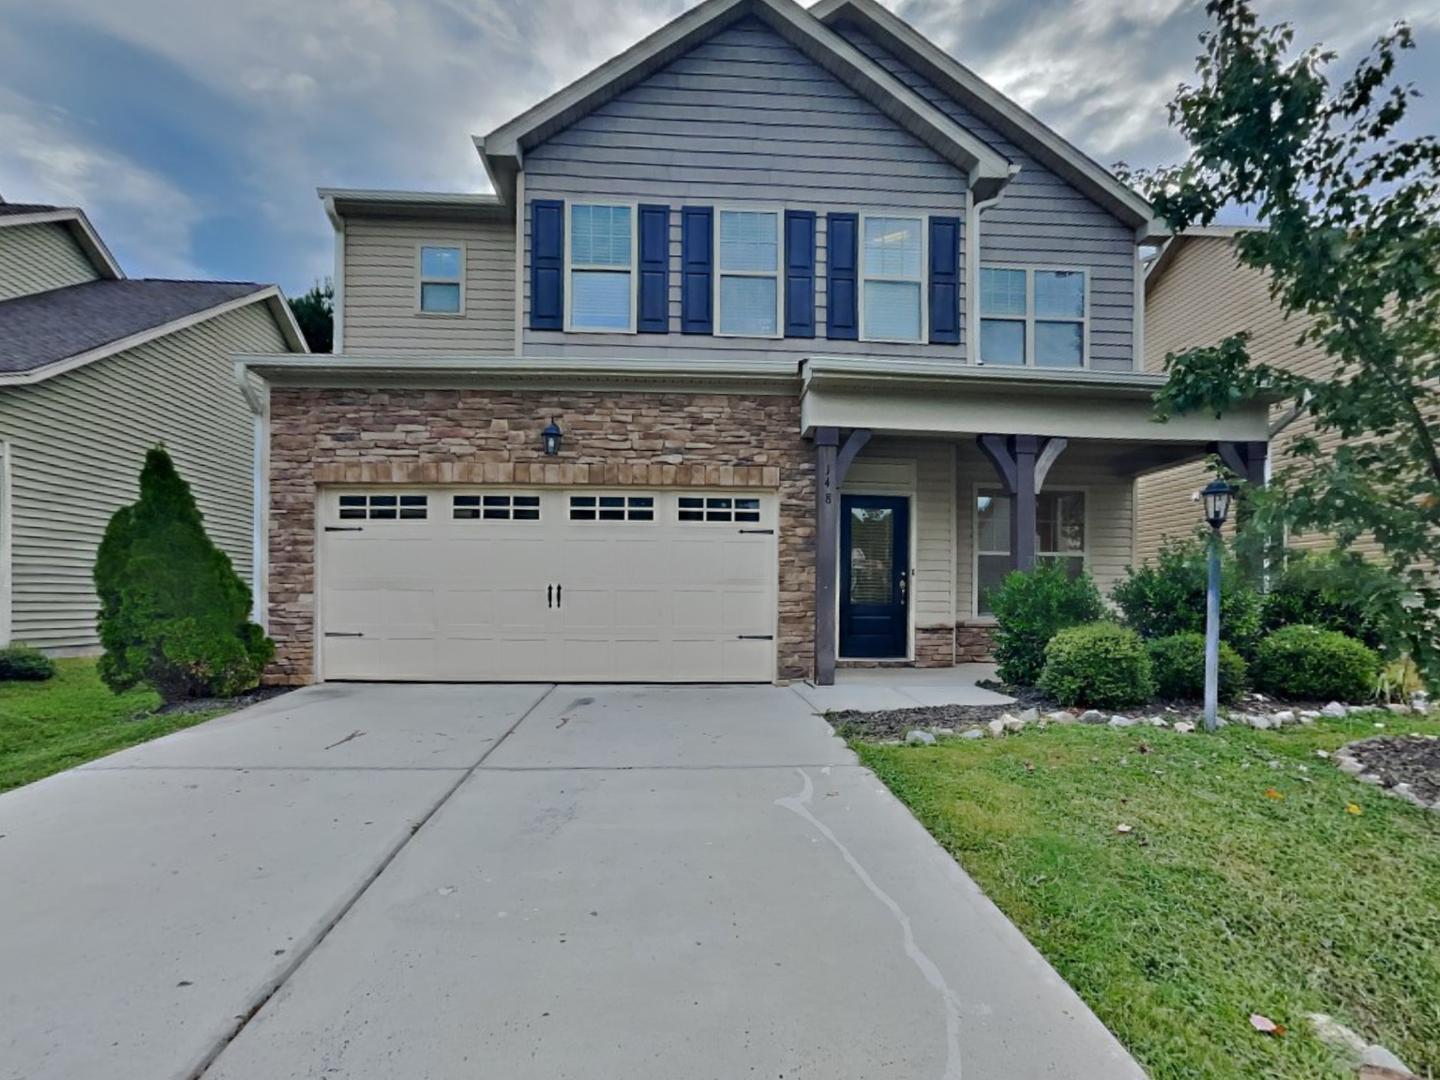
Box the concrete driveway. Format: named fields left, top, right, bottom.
left=0, top=683, right=1144, bottom=1080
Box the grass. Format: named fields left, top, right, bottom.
left=854, top=711, right=1440, bottom=1080
left=0, top=658, right=227, bottom=792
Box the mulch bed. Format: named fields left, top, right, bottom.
left=1336, top=735, right=1440, bottom=810
left=156, top=685, right=294, bottom=717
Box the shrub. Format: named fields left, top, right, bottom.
left=1147, top=632, right=1247, bottom=703
left=988, top=561, right=1106, bottom=686
left=0, top=644, right=57, bottom=681
left=1252, top=625, right=1381, bottom=702
left=1113, top=537, right=1264, bottom=657
left=94, top=447, right=274, bottom=702
left=1039, top=622, right=1156, bottom=709
left=1261, top=550, right=1386, bottom=650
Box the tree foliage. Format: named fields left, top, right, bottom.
left=1129, top=0, right=1440, bottom=685
left=95, top=447, right=274, bottom=702
left=288, top=278, right=333, bottom=353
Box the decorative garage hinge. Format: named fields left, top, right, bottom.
left=737, top=634, right=774, bottom=641
left=324, top=526, right=364, bottom=532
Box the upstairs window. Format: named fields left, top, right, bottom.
left=418, top=245, right=463, bottom=314
left=860, top=215, right=924, bottom=343
left=716, top=210, right=780, bottom=336
left=979, top=266, right=1087, bottom=367
left=568, top=203, right=634, bottom=331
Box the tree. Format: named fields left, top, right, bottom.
left=288, top=278, right=334, bottom=353
left=95, top=447, right=274, bottom=701
left=1130, top=0, right=1440, bottom=686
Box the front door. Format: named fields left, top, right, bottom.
left=839, top=495, right=909, bottom=659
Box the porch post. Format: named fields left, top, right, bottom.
left=1212, top=440, right=1268, bottom=488
left=978, top=433, right=1054, bottom=573
left=814, top=426, right=871, bottom=686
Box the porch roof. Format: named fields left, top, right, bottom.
left=799, top=356, right=1270, bottom=454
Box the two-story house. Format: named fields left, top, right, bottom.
left=241, top=0, right=1270, bottom=687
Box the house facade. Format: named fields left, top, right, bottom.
left=0, top=200, right=305, bottom=653
left=244, top=0, right=1270, bottom=687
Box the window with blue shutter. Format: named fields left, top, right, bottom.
left=928, top=216, right=960, bottom=344
left=826, top=212, right=858, bottom=340
left=637, top=204, right=670, bottom=333
left=681, top=206, right=713, bottom=335
left=530, top=199, right=564, bottom=331
left=784, top=210, right=816, bottom=338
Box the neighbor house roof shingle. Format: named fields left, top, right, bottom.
left=0, top=278, right=269, bottom=375
left=0, top=203, right=62, bottom=217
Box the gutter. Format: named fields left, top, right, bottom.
left=964, top=182, right=1010, bottom=365
left=233, top=362, right=269, bottom=629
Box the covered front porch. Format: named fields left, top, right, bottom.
left=802, top=357, right=1271, bottom=685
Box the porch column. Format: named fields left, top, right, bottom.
left=1211, top=440, right=1268, bottom=488
left=814, top=426, right=872, bottom=686
left=978, top=434, right=1067, bottom=572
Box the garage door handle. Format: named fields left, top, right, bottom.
left=325, top=632, right=364, bottom=638
left=547, top=584, right=553, bottom=609
left=556, top=584, right=562, bottom=608
left=325, top=526, right=364, bottom=533
left=738, top=528, right=774, bottom=535
left=737, top=634, right=773, bottom=640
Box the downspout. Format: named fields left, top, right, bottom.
left=234, top=361, right=269, bottom=630
left=964, top=167, right=1016, bottom=365
left=323, top=195, right=345, bottom=353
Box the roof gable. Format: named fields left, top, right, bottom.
left=478, top=0, right=1012, bottom=206
left=0, top=207, right=124, bottom=279
left=812, top=0, right=1161, bottom=236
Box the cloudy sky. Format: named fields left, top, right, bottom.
left=1, top=0, right=1436, bottom=297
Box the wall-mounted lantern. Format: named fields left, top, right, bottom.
left=541, top=419, right=563, bottom=457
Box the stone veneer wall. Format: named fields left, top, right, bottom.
left=267, top=388, right=815, bottom=685
left=955, top=622, right=996, bottom=663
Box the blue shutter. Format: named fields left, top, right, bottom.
left=826, top=212, right=858, bottom=340
left=530, top=199, right=564, bottom=331
left=929, top=216, right=960, bottom=344
left=637, top=204, right=670, bottom=333
left=681, top=206, right=713, bottom=334
left=784, top=209, right=816, bottom=338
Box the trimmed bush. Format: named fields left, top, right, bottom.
left=1147, top=632, right=1247, bottom=703
left=0, top=644, right=57, bottom=682
left=988, top=561, right=1106, bottom=686
left=1252, top=625, right=1381, bottom=702
left=95, top=447, right=274, bottom=702
left=1039, top=622, right=1156, bottom=709
left=1113, top=537, right=1263, bottom=657
left=1261, top=550, right=1386, bottom=650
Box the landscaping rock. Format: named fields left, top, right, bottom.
left=931, top=727, right=956, bottom=737
left=1145, top=716, right=1169, bottom=727
left=1386, top=703, right=1412, bottom=715
left=1044, top=710, right=1075, bottom=724
left=1003, top=718, right=1027, bottom=733
left=1016, top=707, right=1040, bottom=724
left=1411, top=691, right=1429, bottom=712
left=1173, top=721, right=1196, bottom=734
left=1078, top=709, right=1106, bottom=725
left=959, top=729, right=984, bottom=740
left=1323, top=701, right=1349, bottom=718
left=1108, top=715, right=1139, bottom=728
left=1247, top=714, right=1274, bottom=730
left=905, top=730, right=936, bottom=746
left=1270, top=710, right=1296, bottom=726
left=1360, top=1044, right=1415, bottom=1075
left=1306, top=1013, right=1366, bottom=1060
left=987, top=718, right=1006, bottom=738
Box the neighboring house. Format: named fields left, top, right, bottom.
left=0, top=199, right=307, bottom=654
left=1135, top=226, right=1359, bottom=563
left=242, top=0, right=1270, bottom=688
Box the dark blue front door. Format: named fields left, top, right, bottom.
left=840, top=495, right=909, bottom=658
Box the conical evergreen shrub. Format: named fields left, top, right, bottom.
left=94, top=446, right=274, bottom=701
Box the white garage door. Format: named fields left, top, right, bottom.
left=317, top=488, right=778, bottom=682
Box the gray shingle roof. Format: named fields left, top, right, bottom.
left=0, top=279, right=268, bottom=375
left=0, top=203, right=62, bottom=217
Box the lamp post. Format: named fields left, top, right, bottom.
left=1201, top=479, right=1235, bottom=732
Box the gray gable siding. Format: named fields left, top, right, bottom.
left=522, top=17, right=968, bottom=364
left=0, top=222, right=100, bottom=303
left=835, top=22, right=1138, bottom=373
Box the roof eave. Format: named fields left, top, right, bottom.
left=316, top=187, right=512, bottom=223
left=813, top=0, right=1161, bottom=231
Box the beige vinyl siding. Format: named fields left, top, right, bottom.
left=1136, top=234, right=1381, bottom=563
left=0, top=222, right=100, bottom=301
left=0, top=302, right=288, bottom=650
left=844, top=438, right=955, bottom=628
left=341, top=215, right=515, bottom=355
left=956, top=440, right=1134, bottom=618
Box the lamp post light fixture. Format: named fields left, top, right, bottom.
left=1201, top=479, right=1235, bottom=732
left=541, top=419, right=563, bottom=457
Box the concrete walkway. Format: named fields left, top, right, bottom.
left=0, top=683, right=1144, bottom=1080
left=793, top=663, right=1015, bottom=713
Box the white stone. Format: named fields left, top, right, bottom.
left=1361, top=1044, right=1414, bottom=1073
left=1045, top=710, right=1077, bottom=724
left=906, top=730, right=936, bottom=746
left=987, top=718, right=1006, bottom=738
left=1322, top=701, right=1349, bottom=718
left=1145, top=716, right=1169, bottom=727
left=1003, top=717, right=1027, bottom=733
left=1386, top=703, right=1412, bottom=715
left=1270, top=710, right=1295, bottom=725
left=959, top=729, right=985, bottom=741
left=1172, top=721, right=1197, bottom=734
left=1016, top=707, right=1040, bottom=723
left=1306, top=1013, right=1367, bottom=1060
left=931, top=727, right=956, bottom=737
left=1314, top=749, right=1330, bottom=759
left=1078, top=710, right=1106, bottom=725
left=1247, top=714, right=1274, bottom=730
left=1108, top=715, right=1138, bottom=728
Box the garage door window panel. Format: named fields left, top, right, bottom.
left=569, top=495, right=655, bottom=522
left=678, top=496, right=761, bottom=523
left=454, top=494, right=541, bottom=521
left=339, top=493, right=428, bottom=521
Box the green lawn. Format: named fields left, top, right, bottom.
left=0, top=659, right=226, bottom=792
left=855, top=712, right=1440, bottom=1080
